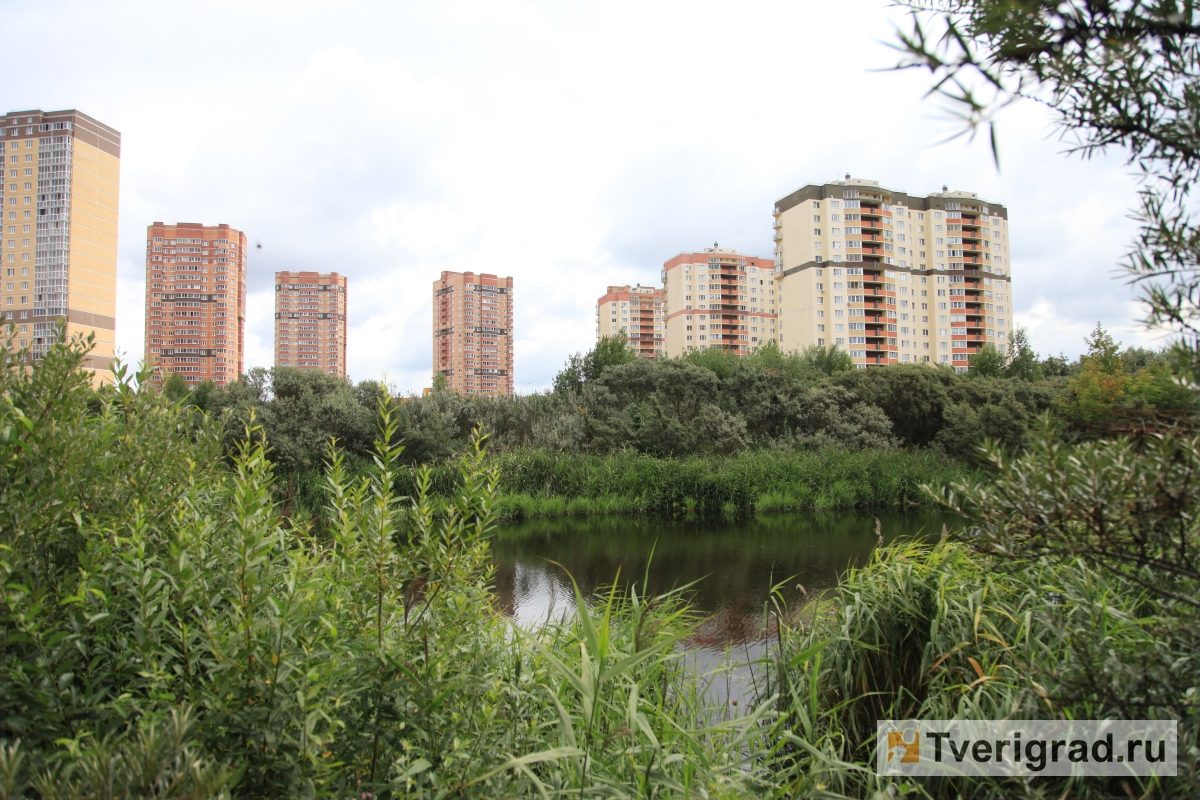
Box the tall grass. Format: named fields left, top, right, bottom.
left=283, top=447, right=971, bottom=522
left=765, top=540, right=1200, bottom=798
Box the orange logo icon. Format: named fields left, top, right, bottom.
left=887, top=731, right=920, bottom=763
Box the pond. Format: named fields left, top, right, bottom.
left=491, top=511, right=963, bottom=704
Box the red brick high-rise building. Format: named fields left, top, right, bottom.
left=274, top=270, right=347, bottom=377
left=143, top=222, right=246, bottom=385
left=432, top=270, right=514, bottom=395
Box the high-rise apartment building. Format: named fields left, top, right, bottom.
left=274, top=271, right=348, bottom=377
left=144, top=222, right=246, bottom=386
left=595, top=284, right=664, bottom=357
left=773, top=178, right=1012, bottom=371
left=662, top=247, right=777, bottom=357
left=432, top=271, right=514, bottom=395
left=1, top=109, right=120, bottom=381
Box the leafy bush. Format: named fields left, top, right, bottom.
left=0, top=335, right=785, bottom=798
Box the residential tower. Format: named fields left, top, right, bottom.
left=662, top=247, right=777, bottom=357
left=773, top=177, right=1012, bottom=371
left=274, top=270, right=348, bottom=377
left=595, top=284, right=664, bottom=357
left=143, top=222, right=246, bottom=385
left=432, top=271, right=514, bottom=394
left=1, top=109, right=120, bottom=381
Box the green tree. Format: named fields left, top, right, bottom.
left=834, top=364, right=955, bottom=447
left=966, top=343, right=1006, bottom=378
left=432, top=370, right=449, bottom=392
left=1004, top=325, right=1042, bottom=380
left=797, top=343, right=855, bottom=377
left=553, top=334, right=639, bottom=394
left=160, top=372, right=189, bottom=401
left=1060, top=323, right=1129, bottom=422
left=682, top=345, right=740, bottom=379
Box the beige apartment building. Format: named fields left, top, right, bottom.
left=143, top=222, right=247, bottom=386
left=773, top=177, right=1012, bottom=371
left=595, top=284, right=664, bottom=357
left=274, top=271, right=347, bottom=377
left=661, top=247, right=777, bottom=357
left=1, top=109, right=120, bottom=382
left=432, top=270, right=514, bottom=395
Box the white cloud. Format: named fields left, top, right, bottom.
left=3, top=0, right=1170, bottom=390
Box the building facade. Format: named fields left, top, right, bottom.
left=274, top=271, right=347, bottom=377
left=1, top=109, right=120, bottom=381
left=143, top=222, right=246, bottom=386
left=773, top=178, right=1012, bottom=371
left=662, top=247, right=777, bottom=357
left=595, top=284, right=664, bottom=357
left=432, top=271, right=514, bottom=395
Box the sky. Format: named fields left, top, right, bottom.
left=4, top=0, right=1164, bottom=392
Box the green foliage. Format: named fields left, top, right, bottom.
left=797, top=343, right=856, bottom=377
left=766, top=404, right=1200, bottom=795
left=684, top=340, right=853, bottom=382
left=1004, top=325, right=1042, bottom=381
left=834, top=363, right=955, bottom=447
left=394, top=446, right=969, bottom=518
left=553, top=334, right=639, bottom=395
left=772, top=540, right=1199, bottom=798
left=943, top=415, right=1200, bottom=607
left=966, top=342, right=1007, bottom=378
left=160, top=372, right=191, bottom=401
left=1, top=336, right=788, bottom=798
left=1054, top=322, right=1197, bottom=423
left=835, top=364, right=1057, bottom=455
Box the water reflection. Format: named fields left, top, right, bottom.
left=491, top=510, right=960, bottom=653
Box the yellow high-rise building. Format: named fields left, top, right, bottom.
left=773, top=177, right=1013, bottom=371
left=0, top=109, right=120, bottom=382
left=594, top=284, right=664, bottom=357
left=661, top=247, right=777, bottom=357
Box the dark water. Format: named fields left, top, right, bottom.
left=491, top=510, right=962, bottom=656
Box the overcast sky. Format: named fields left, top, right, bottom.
left=5, top=0, right=1163, bottom=392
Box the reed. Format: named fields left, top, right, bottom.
left=765, top=540, right=1200, bottom=797
left=283, top=447, right=971, bottom=523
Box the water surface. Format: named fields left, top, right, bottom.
left=492, top=510, right=961, bottom=653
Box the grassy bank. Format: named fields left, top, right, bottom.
left=282, top=447, right=972, bottom=521
left=772, top=540, right=1200, bottom=798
